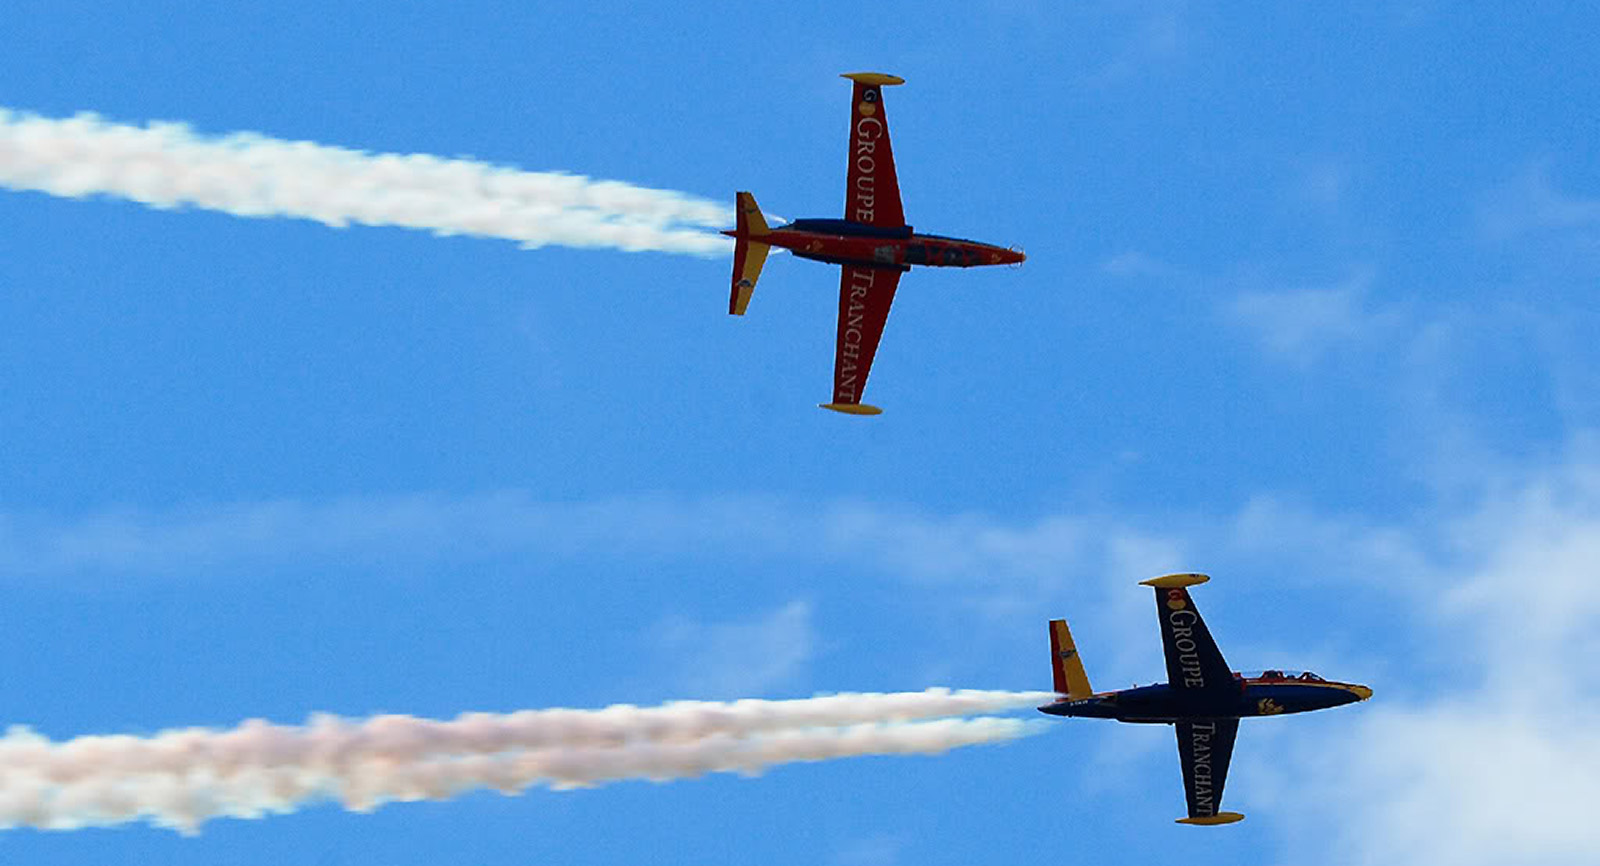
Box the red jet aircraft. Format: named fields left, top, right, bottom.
left=722, top=72, right=1025, bottom=415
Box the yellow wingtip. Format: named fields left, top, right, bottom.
left=840, top=72, right=906, bottom=86
left=1177, top=812, right=1245, bottom=826
left=1139, top=573, right=1211, bottom=589
left=819, top=403, right=884, bottom=416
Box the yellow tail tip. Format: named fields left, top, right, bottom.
left=820, top=403, right=883, bottom=416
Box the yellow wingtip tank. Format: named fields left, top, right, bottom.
left=840, top=72, right=906, bottom=87
left=1176, top=812, right=1245, bottom=826
left=819, top=403, right=884, bottom=415
left=1139, top=572, right=1211, bottom=589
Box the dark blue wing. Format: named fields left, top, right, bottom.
left=1142, top=573, right=1233, bottom=692
left=1174, top=719, right=1242, bottom=824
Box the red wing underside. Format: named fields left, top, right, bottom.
left=828, top=265, right=902, bottom=409
left=844, top=81, right=906, bottom=229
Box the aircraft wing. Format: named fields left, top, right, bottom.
left=841, top=73, right=906, bottom=229
left=1140, top=573, right=1234, bottom=692
left=821, top=264, right=902, bottom=415
left=1174, top=719, right=1244, bottom=825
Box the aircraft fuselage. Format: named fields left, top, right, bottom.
left=1039, top=675, right=1372, bottom=724
left=1042, top=575, right=1371, bottom=825
left=722, top=218, right=1024, bottom=271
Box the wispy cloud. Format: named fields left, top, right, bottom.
left=0, top=492, right=1153, bottom=590
left=0, top=109, right=730, bottom=256
left=1478, top=163, right=1600, bottom=241
left=1244, top=443, right=1600, bottom=865
left=833, top=834, right=908, bottom=866
left=0, top=491, right=1187, bottom=691
left=1225, top=272, right=1404, bottom=363
left=1082, top=8, right=1191, bottom=87
left=1099, top=250, right=1176, bottom=279
left=653, top=602, right=818, bottom=698
left=1291, top=161, right=1351, bottom=210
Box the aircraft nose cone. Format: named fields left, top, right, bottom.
left=1350, top=685, right=1373, bottom=701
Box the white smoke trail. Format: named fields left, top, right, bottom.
left=0, top=688, right=1052, bottom=783
left=0, top=108, right=732, bottom=256
left=0, top=690, right=1051, bottom=833
left=0, top=718, right=1040, bottom=834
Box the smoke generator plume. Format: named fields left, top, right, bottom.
left=0, top=108, right=731, bottom=256
left=0, top=689, right=1051, bottom=833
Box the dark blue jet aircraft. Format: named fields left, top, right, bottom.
left=1039, top=573, right=1372, bottom=824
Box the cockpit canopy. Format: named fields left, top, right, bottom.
left=1239, top=670, right=1326, bottom=682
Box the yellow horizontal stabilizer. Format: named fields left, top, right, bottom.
left=729, top=240, right=769, bottom=316
left=730, top=283, right=754, bottom=316
left=820, top=403, right=883, bottom=416
left=1139, top=573, right=1211, bottom=589
left=840, top=72, right=905, bottom=87
left=1177, top=812, right=1244, bottom=826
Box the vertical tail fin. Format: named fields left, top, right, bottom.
left=1049, top=619, right=1094, bottom=699
left=729, top=192, right=771, bottom=316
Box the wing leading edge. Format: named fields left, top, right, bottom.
left=1175, top=719, right=1243, bottom=825
left=820, top=264, right=901, bottom=415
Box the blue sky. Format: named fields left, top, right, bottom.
left=3, top=2, right=1600, bottom=863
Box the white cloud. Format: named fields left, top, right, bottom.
left=1478, top=163, right=1600, bottom=241
left=0, top=493, right=1149, bottom=592
left=1083, top=9, right=1190, bottom=87
left=651, top=601, right=816, bottom=699
left=1290, top=706, right=1600, bottom=866
left=1291, top=161, right=1350, bottom=210
left=1227, top=494, right=1435, bottom=588
left=833, top=834, right=907, bottom=866
left=1099, top=250, right=1174, bottom=279
left=1253, top=445, right=1600, bottom=865
left=1226, top=273, right=1404, bottom=363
